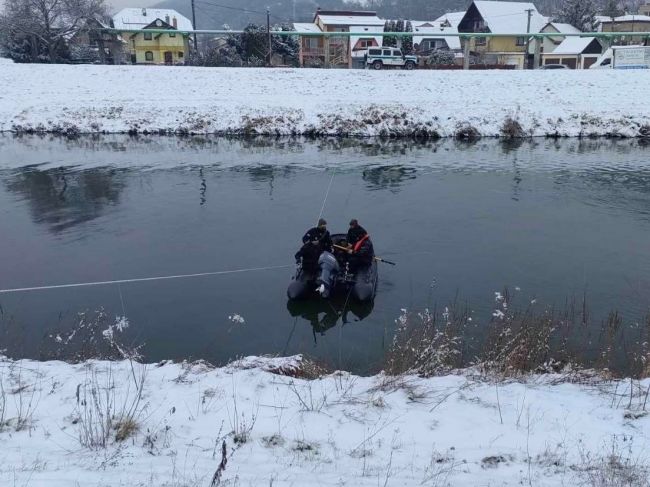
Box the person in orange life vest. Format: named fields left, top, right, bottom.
left=346, top=219, right=367, bottom=248
left=345, top=219, right=373, bottom=270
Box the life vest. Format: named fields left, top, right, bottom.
left=353, top=234, right=370, bottom=253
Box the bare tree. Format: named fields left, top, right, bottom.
left=1, top=0, right=106, bottom=63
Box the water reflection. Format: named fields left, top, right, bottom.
left=362, top=166, right=417, bottom=192
left=4, top=167, right=126, bottom=233
left=286, top=298, right=374, bottom=341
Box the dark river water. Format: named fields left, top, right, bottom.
left=1, top=135, right=650, bottom=373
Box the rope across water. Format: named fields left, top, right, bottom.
left=0, top=264, right=292, bottom=294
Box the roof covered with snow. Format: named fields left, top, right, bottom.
left=470, top=1, right=548, bottom=34
left=350, top=25, right=384, bottom=53
left=544, top=22, right=581, bottom=34
left=112, top=8, right=193, bottom=31
left=413, top=25, right=461, bottom=50
left=434, top=11, right=466, bottom=26
left=551, top=36, right=600, bottom=55
left=293, top=22, right=322, bottom=33
left=607, top=14, right=650, bottom=22
left=316, top=13, right=385, bottom=26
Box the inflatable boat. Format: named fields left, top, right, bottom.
left=287, top=234, right=378, bottom=302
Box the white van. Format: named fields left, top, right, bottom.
left=590, top=45, right=650, bottom=69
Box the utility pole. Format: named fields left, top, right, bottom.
left=524, top=8, right=533, bottom=69
left=191, top=0, right=198, bottom=54
left=267, top=7, right=272, bottom=67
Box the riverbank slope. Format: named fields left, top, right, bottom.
left=1, top=63, right=649, bottom=137
left=1, top=355, right=649, bottom=486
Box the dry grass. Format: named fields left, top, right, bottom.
left=501, top=115, right=526, bottom=138
left=384, top=290, right=650, bottom=380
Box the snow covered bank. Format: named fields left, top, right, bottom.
left=2, top=355, right=649, bottom=486
left=1, top=64, right=650, bottom=138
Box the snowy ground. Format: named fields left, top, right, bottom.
left=1, top=63, right=650, bottom=137
left=2, top=355, right=649, bottom=486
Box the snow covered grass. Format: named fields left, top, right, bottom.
left=1, top=64, right=650, bottom=137
left=0, top=354, right=649, bottom=486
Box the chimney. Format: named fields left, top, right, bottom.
left=172, top=17, right=177, bottom=28
left=141, top=8, right=147, bottom=16
left=165, top=14, right=170, bottom=24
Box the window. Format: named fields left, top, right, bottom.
left=145, top=51, right=153, bottom=61
left=144, top=31, right=152, bottom=40
left=169, top=32, right=176, bottom=37
left=307, top=38, right=319, bottom=49
left=516, top=36, right=526, bottom=46
left=368, top=48, right=381, bottom=56
left=358, top=39, right=373, bottom=49
left=393, top=49, right=402, bottom=56
left=382, top=49, right=391, bottom=56
left=475, top=36, right=486, bottom=46
left=178, top=51, right=184, bottom=58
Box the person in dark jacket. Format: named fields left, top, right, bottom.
left=302, top=218, right=333, bottom=251
left=294, top=241, right=322, bottom=274
left=346, top=219, right=367, bottom=247
left=349, top=235, right=374, bottom=271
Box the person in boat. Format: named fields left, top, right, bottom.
left=294, top=241, right=321, bottom=274
left=346, top=219, right=367, bottom=247
left=344, top=229, right=374, bottom=273
left=302, top=218, right=333, bottom=251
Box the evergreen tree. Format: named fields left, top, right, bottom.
left=403, top=20, right=414, bottom=54
left=382, top=20, right=391, bottom=47
left=428, top=49, right=455, bottom=65
left=556, top=0, right=598, bottom=31
left=388, top=20, right=398, bottom=47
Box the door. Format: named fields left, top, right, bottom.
left=164, top=51, right=173, bottom=65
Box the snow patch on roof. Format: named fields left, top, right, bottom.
left=472, top=1, right=547, bottom=34
left=112, top=8, right=193, bottom=31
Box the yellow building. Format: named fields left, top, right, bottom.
left=112, top=8, right=192, bottom=65
left=458, top=1, right=547, bottom=68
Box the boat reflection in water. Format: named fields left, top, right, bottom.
left=286, top=297, right=374, bottom=339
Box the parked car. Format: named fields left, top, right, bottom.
left=541, top=64, right=570, bottom=69
left=365, top=48, right=418, bottom=70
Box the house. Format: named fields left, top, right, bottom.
left=538, top=22, right=581, bottom=56
left=412, top=13, right=463, bottom=56
left=294, top=9, right=385, bottom=68
left=595, top=14, right=650, bottom=45
left=69, top=17, right=124, bottom=64
left=542, top=37, right=602, bottom=68
left=641, top=4, right=650, bottom=16
left=457, top=1, right=547, bottom=68
left=112, top=8, right=193, bottom=65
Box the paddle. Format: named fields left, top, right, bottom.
left=332, top=244, right=397, bottom=266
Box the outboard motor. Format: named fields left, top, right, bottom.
left=316, top=251, right=339, bottom=298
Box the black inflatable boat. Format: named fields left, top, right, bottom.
left=287, top=234, right=378, bottom=302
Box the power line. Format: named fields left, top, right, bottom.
left=193, top=0, right=291, bottom=23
